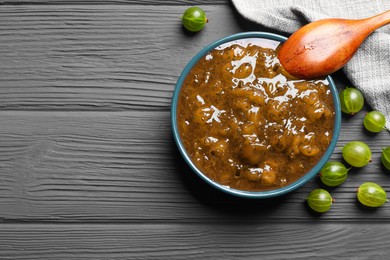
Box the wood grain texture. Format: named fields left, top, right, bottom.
left=0, top=4, right=249, bottom=111
left=0, top=0, right=229, bottom=5
left=0, top=223, right=389, bottom=259
left=0, top=1, right=389, bottom=259
left=0, top=109, right=389, bottom=223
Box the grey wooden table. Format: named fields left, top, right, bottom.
left=1, top=0, right=390, bottom=259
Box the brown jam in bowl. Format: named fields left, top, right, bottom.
left=176, top=38, right=335, bottom=192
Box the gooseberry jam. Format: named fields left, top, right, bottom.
left=177, top=38, right=335, bottom=191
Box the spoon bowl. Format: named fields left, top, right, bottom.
left=278, top=10, right=390, bottom=79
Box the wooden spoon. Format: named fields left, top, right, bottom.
left=278, top=10, right=390, bottom=79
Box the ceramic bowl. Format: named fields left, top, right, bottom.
left=171, top=32, right=341, bottom=198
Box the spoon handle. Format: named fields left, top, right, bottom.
left=358, top=10, right=390, bottom=34
left=346, top=10, right=390, bottom=48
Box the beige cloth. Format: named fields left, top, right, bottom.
left=232, top=0, right=390, bottom=131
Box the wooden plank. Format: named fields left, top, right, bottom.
left=0, top=110, right=389, bottom=222
left=0, top=0, right=229, bottom=5
left=0, top=223, right=389, bottom=259
left=0, top=4, right=250, bottom=111
left=0, top=3, right=389, bottom=224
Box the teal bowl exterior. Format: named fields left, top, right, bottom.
left=171, top=32, right=341, bottom=199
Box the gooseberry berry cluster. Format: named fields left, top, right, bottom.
left=307, top=87, right=389, bottom=213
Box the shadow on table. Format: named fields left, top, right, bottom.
left=228, top=2, right=286, bottom=36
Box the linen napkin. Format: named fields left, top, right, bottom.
left=232, top=0, right=390, bottom=131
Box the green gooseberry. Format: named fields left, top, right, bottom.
left=342, top=141, right=371, bottom=167
left=339, top=87, right=364, bottom=115
left=357, top=182, right=387, bottom=207
left=181, top=7, right=208, bottom=32
left=364, top=111, right=386, bottom=133
left=319, top=161, right=349, bottom=187
left=381, top=147, right=390, bottom=171
left=307, top=189, right=333, bottom=213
